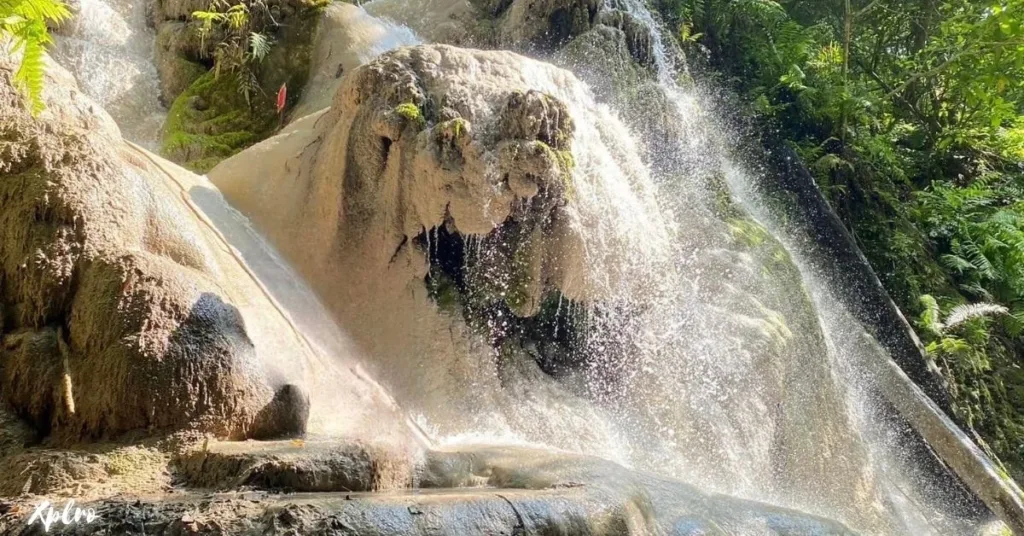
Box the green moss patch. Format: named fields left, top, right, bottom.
left=394, top=102, right=426, bottom=129
left=160, top=72, right=278, bottom=173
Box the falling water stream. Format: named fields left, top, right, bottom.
left=49, top=0, right=1014, bottom=532
left=52, top=0, right=166, bottom=148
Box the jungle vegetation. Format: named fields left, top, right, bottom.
left=660, top=0, right=1024, bottom=481
left=0, top=0, right=69, bottom=113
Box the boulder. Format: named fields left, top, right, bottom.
left=154, top=22, right=207, bottom=105
left=0, top=57, right=309, bottom=443
left=498, top=0, right=601, bottom=49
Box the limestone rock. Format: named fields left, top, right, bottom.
left=498, top=0, right=601, bottom=49
left=174, top=438, right=412, bottom=492
left=209, top=45, right=668, bottom=455
left=0, top=57, right=309, bottom=443
left=594, top=9, right=655, bottom=67
left=0, top=405, right=34, bottom=458
left=211, top=45, right=601, bottom=316
left=154, top=22, right=207, bottom=105
left=251, top=384, right=311, bottom=440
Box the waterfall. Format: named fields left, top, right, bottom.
left=353, top=1, right=998, bottom=532
left=47, top=0, right=1015, bottom=532
left=587, top=0, right=1000, bottom=532
left=52, top=0, right=166, bottom=148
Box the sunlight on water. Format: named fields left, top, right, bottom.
left=58, top=0, right=999, bottom=531
left=53, top=0, right=166, bottom=148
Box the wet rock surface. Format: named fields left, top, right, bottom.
left=0, top=57, right=310, bottom=444
left=173, top=439, right=404, bottom=492
left=0, top=442, right=857, bottom=535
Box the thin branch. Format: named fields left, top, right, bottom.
left=854, top=0, right=882, bottom=19
left=884, top=51, right=970, bottom=100
left=885, top=40, right=1024, bottom=100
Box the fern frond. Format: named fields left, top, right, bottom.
left=10, top=0, right=69, bottom=24
left=12, top=19, right=48, bottom=115
left=248, top=31, right=269, bottom=62
left=963, top=239, right=997, bottom=280
left=919, top=294, right=944, bottom=335
left=940, top=254, right=974, bottom=274
left=944, top=303, right=1009, bottom=330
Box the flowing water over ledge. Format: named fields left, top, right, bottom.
left=43, top=0, right=1019, bottom=533
left=52, top=0, right=166, bottom=148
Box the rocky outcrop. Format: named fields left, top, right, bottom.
left=153, top=22, right=206, bottom=105
left=210, top=43, right=670, bottom=341
left=0, top=57, right=309, bottom=443
left=151, top=0, right=324, bottom=171
left=289, top=3, right=420, bottom=122
left=211, top=45, right=636, bottom=311
left=0, top=441, right=858, bottom=535
left=496, top=0, right=601, bottom=49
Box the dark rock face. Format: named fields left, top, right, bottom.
left=153, top=22, right=206, bottom=105
left=492, top=0, right=602, bottom=49
left=250, top=384, right=311, bottom=440
left=596, top=10, right=655, bottom=67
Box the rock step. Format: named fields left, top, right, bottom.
left=23, top=486, right=855, bottom=535
left=159, top=440, right=857, bottom=535
left=174, top=439, right=410, bottom=493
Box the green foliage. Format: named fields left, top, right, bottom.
left=664, top=0, right=1024, bottom=481
left=0, top=0, right=70, bottom=114
left=160, top=71, right=276, bottom=173
left=393, top=102, right=425, bottom=128
left=190, top=0, right=275, bottom=105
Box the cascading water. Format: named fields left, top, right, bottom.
left=48, top=0, right=1013, bottom=532
left=52, top=0, right=166, bottom=147
left=356, top=2, right=999, bottom=533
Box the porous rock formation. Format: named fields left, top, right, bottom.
left=0, top=57, right=306, bottom=443
left=212, top=44, right=626, bottom=317
left=210, top=44, right=673, bottom=454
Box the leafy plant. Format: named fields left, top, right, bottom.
left=191, top=0, right=275, bottom=105
left=0, top=0, right=70, bottom=114
left=662, top=0, right=1024, bottom=481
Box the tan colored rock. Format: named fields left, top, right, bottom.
left=0, top=57, right=326, bottom=443
left=209, top=45, right=667, bottom=457
left=290, top=3, right=420, bottom=122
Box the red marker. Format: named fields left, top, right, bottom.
left=276, top=83, right=287, bottom=114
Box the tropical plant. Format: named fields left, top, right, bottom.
left=661, top=0, right=1024, bottom=481
left=191, top=0, right=274, bottom=105
left=0, top=0, right=70, bottom=114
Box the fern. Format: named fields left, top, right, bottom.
left=248, top=31, right=270, bottom=62
left=945, top=303, right=1009, bottom=330
left=190, top=0, right=275, bottom=108
left=940, top=254, right=974, bottom=274
left=0, top=0, right=70, bottom=114
left=919, top=294, right=944, bottom=335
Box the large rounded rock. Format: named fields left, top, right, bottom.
left=498, top=0, right=601, bottom=49
left=0, top=57, right=307, bottom=443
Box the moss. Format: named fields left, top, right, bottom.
left=394, top=102, right=426, bottom=129
left=426, top=267, right=463, bottom=316
left=439, top=117, right=469, bottom=140
left=160, top=72, right=277, bottom=173
left=535, top=141, right=577, bottom=200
